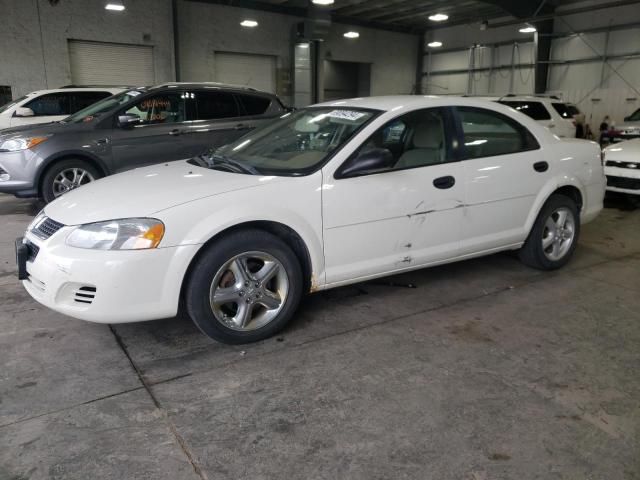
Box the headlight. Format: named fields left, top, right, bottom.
left=0, top=136, right=50, bottom=152
left=66, top=218, right=165, bottom=250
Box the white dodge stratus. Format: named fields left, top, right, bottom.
left=17, top=96, right=606, bottom=344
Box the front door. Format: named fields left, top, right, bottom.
left=109, top=91, right=191, bottom=172
left=322, top=107, right=465, bottom=285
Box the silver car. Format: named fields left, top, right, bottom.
left=0, top=83, right=288, bottom=203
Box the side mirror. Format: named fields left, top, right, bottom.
left=14, top=107, right=34, bottom=118
left=337, top=147, right=395, bottom=178
left=118, top=114, right=141, bottom=128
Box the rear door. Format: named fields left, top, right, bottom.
left=109, top=91, right=192, bottom=172
left=455, top=106, right=549, bottom=253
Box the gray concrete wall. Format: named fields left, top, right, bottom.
left=0, top=0, right=175, bottom=98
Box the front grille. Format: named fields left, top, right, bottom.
left=606, top=160, right=640, bottom=169
left=33, top=217, right=65, bottom=240
left=74, top=286, right=97, bottom=305
left=606, top=175, right=640, bottom=190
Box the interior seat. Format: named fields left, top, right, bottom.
left=395, top=117, right=444, bottom=169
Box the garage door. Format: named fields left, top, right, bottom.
left=68, top=40, right=155, bottom=86
left=214, top=52, right=276, bottom=93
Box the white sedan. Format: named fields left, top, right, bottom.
left=17, top=96, right=606, bottom=344
left=603, top=139, right=640, bottom=197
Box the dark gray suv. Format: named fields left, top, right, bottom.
left=0, top=83, right=287, bottom=202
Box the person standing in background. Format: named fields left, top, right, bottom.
left=599, top=115, right=611, bottom=145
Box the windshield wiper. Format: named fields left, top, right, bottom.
left=202, top=152, right=260, bottom=175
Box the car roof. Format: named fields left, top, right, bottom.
left=498, top=95, right=565, bottom=103
left=312, top=95, right=527, bottom=112
left=150, top=82, right=273, bottom=95
left=27, top=87, right=126, bottom=96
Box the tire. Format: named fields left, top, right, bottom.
left=185, top=229, right=303, bottom=344
left=41, top=159, right=101, bottom=203
left=519, top=194, right=580, bottom=270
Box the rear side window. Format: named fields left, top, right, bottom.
left=552, top=103, right=579, bottom=119
left=237, top=94, right=272, bottom=116
left=195, top=92, right=239, bottom=120
left=498, top=101, right=551, bottom=120
left=457, top=107, right=539, bottom=159
left=24, top=93, right=72, bottom=116
left=72, top=91, right=112, bottom=112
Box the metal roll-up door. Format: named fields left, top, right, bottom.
left=68, top=40, right=155, bottom=86
left=214, top=52, right=276, bottom=93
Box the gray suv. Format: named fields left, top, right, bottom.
left=0, top=83, right=287, bottom=202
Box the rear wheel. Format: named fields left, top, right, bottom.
left=41, top=159, right=101, bottom=203
left=185, top=229, right=303, bottom=344
left=519, top=194, right=580, bottom=270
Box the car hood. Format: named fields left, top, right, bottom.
left=0, top=120, right=88, bottom=139
left=604, top=139, right=640, bottom=163
left=44, top=160, right=280, bottom=225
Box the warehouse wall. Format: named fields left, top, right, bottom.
left=0, top=0, right=175, bottom=98
left=421, top=1, right=640, bottom=125
left=176, top=1, right=418, bottom=105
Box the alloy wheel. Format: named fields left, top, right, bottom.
left=52, top=168, right=95, bottom=197
left=541, top=207, right=576, bottom=261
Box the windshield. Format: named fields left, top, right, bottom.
left=0, top=95, right=28, bottom=114
left=627, top=108, right=640, bottom=122
left=64, top=89, right=145, bottom=123
left=209, top=107, right=378, bottom=175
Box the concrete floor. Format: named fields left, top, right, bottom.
left=0, top=193, right=639, bottom=480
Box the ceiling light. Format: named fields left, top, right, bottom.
left=428, top=13, right=448, bottom=22
left=240, top=19, right=258, bottom=27
left=344, top=31, right=360, bottom=39
left=297, top=43, right=310, bottom=49
left=105, top=1, right=125, bottom=11
left=428, top=41, right=443, bottom=48
left=312, top=0, right=334, bottom=4
left=519, top=25, right=537, bottom=33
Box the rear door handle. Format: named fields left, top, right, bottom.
left=533, top=161, right=549, bottom=172
left=169, top=129, right=181, bottom=136
left=433, top=176, right=455, bottom=189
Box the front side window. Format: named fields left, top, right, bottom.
left=195, top=91, right=239, bottom=120
left=124, top=93, right=186, bottom=125
left=457, top=107, right=539, bottom=159
left=65, top=90, right=145, bottom=124
left=24, top=93, right=72, bottom=116
left=203, top=108, right=378, bottom=175
left=498, top=101, right=551, bottom=121
left=345, top=108, right=450, bottom=173
left=552, top=102, right=579, bottom=119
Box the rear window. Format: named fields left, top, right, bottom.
left=498, top=101, right=551, bottom=121
left=552, top=102, right=579, bottom=119
left=237, top=94, right=272, bottom=116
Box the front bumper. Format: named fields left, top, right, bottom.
left=20, top=227, right=200, bottom=323
left=604, top=165, right=640, bottom=195
left=0, top=150, right=39, bottom=195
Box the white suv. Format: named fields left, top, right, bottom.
left=497, top=95, right=580, bottom=139
left=0, top=86, right=126, bottom=130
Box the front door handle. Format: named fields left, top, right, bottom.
left=433, top=176, right=455, bottom=189
left=95, top=138, right=108, bottom=145
left=169, top=129, right=181, bottom=136
left=533, top=161, right=549, bottom=172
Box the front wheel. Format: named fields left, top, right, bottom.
left=185, top=229, right=303, bottom=344
left=519, top=194, right=580, bottom=270
left=41, top=159, right=101, bottom=203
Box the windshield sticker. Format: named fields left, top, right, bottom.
left=327, top=110, right=367, bottom=121
left=126, top=90, right=142, bottom=97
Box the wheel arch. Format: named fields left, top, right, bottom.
left=36, top=151, right=109, bottom=196
left=179, top=220, right=316, bottom=308
left=525, top=180, right=585, bottom=235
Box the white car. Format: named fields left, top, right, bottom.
left=603, top=139, right=640, bottom=196
left=497, top=95, right=580, bottom=138
left=0, top=86, right=126, bottom=130
left=16, top=96, right=605, bottom=344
